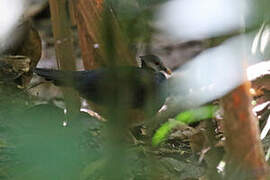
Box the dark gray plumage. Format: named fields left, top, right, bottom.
left=34, top=55, right=171, bottom=113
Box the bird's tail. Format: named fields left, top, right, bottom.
left=34, top=68, right=74, bottom=86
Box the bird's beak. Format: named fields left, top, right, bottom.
left=164, top=67, right=172, bottom=75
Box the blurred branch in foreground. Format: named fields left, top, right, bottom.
left=48, top=0, right=81, bottom=114
left=72, top=0, right=136, bottom=69
left=222, top=82, right=269, bottom=179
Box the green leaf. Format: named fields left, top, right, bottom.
left=152, top=120, right=183, bottom=146
left=175, top=105, right=218, bottom=124
left=152, top=105, right=218, bottom=146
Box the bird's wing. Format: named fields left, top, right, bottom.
left=34, top=68, right=74, bottom=86
left=35, top=67, right=168, bottom=110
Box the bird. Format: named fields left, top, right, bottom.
left=34, top=55, right=171, bottom=124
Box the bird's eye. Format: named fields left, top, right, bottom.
left=155, top=62, right=159, bottom=65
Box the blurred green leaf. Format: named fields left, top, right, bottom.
left=152, top=120, right=184, bottom=147
left=105, top=0, right=169, bottom=45
left=152, top=105, right=218, bottom=146
left=175, top=105, right=218, bottom=124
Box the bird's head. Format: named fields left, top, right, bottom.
left=139, top=55, right=172, bottom=75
